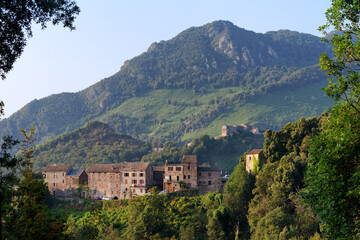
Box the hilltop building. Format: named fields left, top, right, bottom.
left=221, top=124, right=261, bottom=137
left=43, top=164, right=88, bottom=197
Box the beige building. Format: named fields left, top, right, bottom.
left=43, top=165, right=87, bottom=197
left=120, top=162, right=152, bottom=199
left=245, top=149, right=266, bottom=173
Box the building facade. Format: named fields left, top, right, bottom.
left=87, top=162, right=152, bottom=199
left=245, top=149, right=266, bottom=173
left=43, top=164, right=87, bottom=197
left=198, top=167, right=222, bottom=194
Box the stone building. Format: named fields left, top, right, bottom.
left=198, top=167, right=222, bottom=194
left=43, top=164, right=87, bottom=197
left=164, top=155, right=198, bottom=192
left=87, top=164, right=122, bottom=199
left=245, top=149, right=266, bottom=173
left=120, top=162, right=152, bottom=199
left=87, top=162, right=152, bottom=199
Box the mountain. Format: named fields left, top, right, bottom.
left=31, top=121, right=151, bottom=172
left=0, top=20, right=333, bottom=144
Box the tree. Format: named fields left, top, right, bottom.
left=224, top=162, right=255, bottom=239
left=303, top=0, right=360, bottom=238
left=0, top=0, right=80, bottom=116
left=3, top=129, right=66, bottom=239
left=0, top=136, right=22, bottom=239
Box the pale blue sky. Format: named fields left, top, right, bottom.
left=1, top=0, right=331, bottom=117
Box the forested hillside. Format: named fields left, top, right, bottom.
left=31, top=121, right=151, bottom=172
left=32, top=120, right=263, bottom=173
left=0, top=21, right=333, bottom=144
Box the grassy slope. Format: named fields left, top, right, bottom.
left=96, top=82, right=332, bottom=143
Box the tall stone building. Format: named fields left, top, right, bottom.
left=43, top=164, right=87, bottom=197
left=164, top=155, right=198, bottom=192
left=164, top=155, right=222, bottom=194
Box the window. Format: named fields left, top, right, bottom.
left=125, top=180, right=128, bottom=184
left=53, top=183, right=56, bottom=187
left=188, top=175, right=190, bottom=179
left=169, top=176, right=172, bottom=181
left=168, top=167, right=173, bottom=171
left=177, top=176, right=179, bottom=181
left=176, top=167, right=181, bottom=171
left=124, top=173, right=129, bottom=177
left=133, top=189, right=135, bottom=193
left=140, top=180, right=144, bottom=184
left=249, top=156, right=252, bottom=160
left=99, top=183, right=101, bottom=187
left=116, top=174, right=119, bottom=179
left=198, top=172, right=202, bottom=176
left=112, top=191, right=113, bottom=194
left=140, top=189, right=143, bottom=193
left=133, top=180, right=137, bottom=184
left=62, top=172, right=65, bottom=176
left=62, top=180, right=64, bottom=183
left=140, top=173, right=144, bottom=177
left=132, top=173, right=136, bottom=177
left=53, top=174, right=56, bottom=178
left=116, top=184, right=119, bottom=187
left=184, top=175, right=186, bottom=179
left=208, top=173, right=211, bottom=176
left=125, top=188, right=128, bottom=191
left=104, top=191, right=106, bottom=195
left=188, top=166, right=190, bottom=170
left=208, top=181, right=212, bottom=185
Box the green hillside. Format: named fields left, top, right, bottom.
left=32, top=121, right=151, bottom=172
left=0, top=20, right=333, bottom=144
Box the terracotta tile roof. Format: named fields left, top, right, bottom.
left=87, top=164, right=122, bottom=173
left=43, top=165, right=71, bottom=172
left=122, top=162, right=150, bottom=171
left=152, top=166, right=165, bottom=171
left=198, top=167, right=221, bottom=172
left=247, top=149, right=263, bottom=155
left=181, top=155, right=197, bottom=164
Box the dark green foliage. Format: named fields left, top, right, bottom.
left=143, top=132, right=263, bottom=173
left=303, top=106, right=360, bottom=239
left=224, top=164, right=255, bottom=239
left=301, top=1, right=360, bottom=239
left=32, top=121, right=151, bottom=172
left=248, top=116, right=325, bottom=239
left=0, top=21, right=333, bottom=144
left=3, top=129, right=66, bottom=239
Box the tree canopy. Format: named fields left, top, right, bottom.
left=302, top=0, right=360, bottom=238
left=0, top=0, right=80, bottom=117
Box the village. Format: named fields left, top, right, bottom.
left=43, top=148, right=265, bottom=200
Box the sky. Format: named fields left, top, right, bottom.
left=1, top=0, right=331, bottom=118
